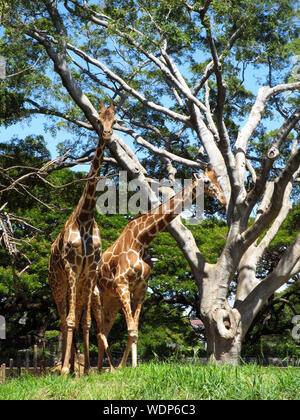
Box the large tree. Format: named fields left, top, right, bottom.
left=1, top=0, right=300, bottom=364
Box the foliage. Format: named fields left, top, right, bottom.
left=0, top=87, right=26, bottom=127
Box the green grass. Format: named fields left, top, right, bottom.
left=0, top=362, right=300, bottom=400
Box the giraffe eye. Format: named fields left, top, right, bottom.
left=204, top=179, right=210, bottom=185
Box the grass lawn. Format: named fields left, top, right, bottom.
left=0, top=361, right=299, bottom=400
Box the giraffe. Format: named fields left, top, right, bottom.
left=92, top=164, right=227, bottom=370
left=49, top=102, right=116, bottom=375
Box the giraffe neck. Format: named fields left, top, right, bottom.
left=74, top=134, right=105, bottom=226
left=135, top=177, right=199, bottom=248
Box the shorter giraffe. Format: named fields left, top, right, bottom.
left=92, top=165, right=226, bottom=370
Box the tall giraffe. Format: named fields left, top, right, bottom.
left=49, top=102, right=116, bottom=375
left=92, top=165, right=226, bottom=370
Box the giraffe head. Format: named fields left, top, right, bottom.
left=98, top=102, right=116, bottom=141
left=197, top=164, right=227, bottom=206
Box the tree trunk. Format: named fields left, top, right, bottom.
left=199, top=266, right=243, bottom=365
left=205, top=320, right=242, bottom=365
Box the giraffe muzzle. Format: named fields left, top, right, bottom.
left=103, top=130, right=112, bottom=141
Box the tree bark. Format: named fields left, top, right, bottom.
left=205, top=325, right=242, bottom=365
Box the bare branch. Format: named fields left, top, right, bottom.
left=236, top=179, right=293, bottom=303
left=0, top=212, right=18, bottom=257
left=25, top=13, right=100, bottom=130
left=66, top=42, right=191, bottom=124
left=192, top=23, right=246, bottom=96
left=245, top=159, right=257, bottom=184
left=25, top=100, right=94, bottom=130
left=204, top=81, right=219, bottom=142
left=200, top=16, right=239, bottom=197
left=240, top=232, right=300, bottom=334
left=235, top=83, right=300, bottom=172
left=114, top=121, right=202, bottom=169
left=242, top=147, right=300, bottom=248
left=247, top=105, right=300, bottom=210
left=291, top=259, right=300, bottom=278
left=0, top=149, right=103, bottom=206
left=84, top=4, right=208, bottom=115
left=267, top=105, right=300, bottom=160
left=189, top=104, right=231, bottom=203
left=0, top=56, right=41, bottom=80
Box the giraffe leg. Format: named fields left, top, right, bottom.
left=62, top=323, right=75, bottom=375
left=52, top=302, right=66, bottom=373
left=115, top=283, right=136, bottom=369
left=82, top=305, right=91, bottom=374
left=61, top=266, right=78, bottom=375
left=92, top=290, right=107, bottom=371
left=82, top=275, right=98, bottom=374
left=92, top=290, right=119, bottom=372
left=49, top=271, right=67, bottom=373
left=70, top=340, right=76, bottom=373
left=130, top=284, right=147, bottom=368
left=118, top=329, right=137, bottom=369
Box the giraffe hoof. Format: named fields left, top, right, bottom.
left=61, top=367, right=70, bottom=375
left=50, top=363, right=62, bottom=373
left=116, top=363, right=125, bottom=370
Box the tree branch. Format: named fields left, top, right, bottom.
left=0, top=56, right=41, bottom=80
left=192, top=23, right=246, bottom=96
left=236, top=179, right=293, bottom=303
left=25, top=98, right=92, bottom=130
left=66, top=42, right=191, bottom=124
left=85, top=4, right=208, bottom=115
left=235, top=83, right=300, bottom=187
left=246, top=106, right=300, bottom=216
left=201, top=16, right=239, bottom=198
left=242, top=146, right=300, bottom=248
left=27, top=2, right=100, bottom=129
left=114, top=121, right=202, bottom=169
left=240, top=232, right=300, bottom=334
